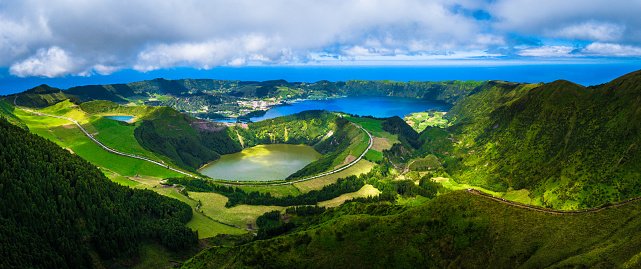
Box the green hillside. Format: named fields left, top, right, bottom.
left=134, top=109, right=365, bottom=178
left=413, top=71, right=641, bottom=209
left=22, top=78, right=488, bottom=121
left=0, top=99, right=26, bottom=128
left=13, top=84, right=78, bottom=108
left=183, top=191, right=641, bottom=269
left=0, top=117, right=197, bottom=268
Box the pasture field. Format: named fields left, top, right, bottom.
left=88, top=116, right=166, bottom=162
left=318, top=184, right=381, bottom=207
left=110, top=176, right=140, bottom=187
left=189, top=192, right=285, bottom=228
left=345, top=116, right=384, bottom=134
left=294, top=159, right=375, bottom=193
left=434, top=177, right=542, bottom=206
left=187, top=212, right=246, bottom=239
left=363, top=150, right=383, bottom=162
left=13, top=103, right=182, bottom=178
left=371, top=137, right=394, bottom=152
left=132, top=176, right=246, bottom=238
left=404, top=111, right=448, bottom=132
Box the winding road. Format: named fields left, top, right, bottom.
left=464, top=188, right=641, bottom=214
left=13, top=96, right=374, bottom=186
left=14, top=96, right=199, bottom=178
left=13, top=96, right=639, bottom=215
left=218, top=122, right=374, bottom=187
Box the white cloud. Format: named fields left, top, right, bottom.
left=582, top=43, right=641, bottom=57
left=92, top=64, right=121, bottom=75
left=489, top=0, right=641, bottom=43
left=518, top=46, right=575, bottom=57
left=9, top=47, right=78, bottom=77
left=548, top=21, right=624, bottom=42
left=1, top=0, right=641, bottom=77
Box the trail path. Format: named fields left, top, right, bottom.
left=13, top=96, right=373, bottom=186
left=14, top=96, right=637, bottom=215
left=14, top=96, right=199, bottom=178
left=219, top=122, right=373, bottom=187
left=464, top=188, right=641, bottom=214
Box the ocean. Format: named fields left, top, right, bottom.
left=1, top=64, right=640, bottom=95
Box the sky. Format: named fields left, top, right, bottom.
left=1, top=0, right=640, bottom=94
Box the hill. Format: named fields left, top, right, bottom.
left=0, top=117, right=197, bottom=268
left=411, top=70, right=641, bottom=209
left=133, top=109, right=364, bottom=178
left=14, top=84, right=79, bottom=108
left=182, top=191, right=641, bottom=268
left=15, top=79, right=489, bottom=121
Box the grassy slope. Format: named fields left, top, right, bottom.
left=404, top=111, right=448, bottom=131
left=131, top=179, right=246, bottom=239
left=293, top=160, right=375, bottom=193
left=183, top=191, right=641, bottom=269
left=12, top=100, right=181, bottom=178
left=317, top=184, right=381, bottom=207
left=433, top=72, right=641, bottom=209
left=0, top=99, right=27, bottom=128
left=189, top=192, right=285, bottom=228
left=12, top=108, right=179, bottom=178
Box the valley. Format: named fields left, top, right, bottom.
left=2, top=70, right=641, bottom=268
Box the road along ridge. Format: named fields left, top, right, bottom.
left=14, top=96, right=199, bottom=179
left=464, top=188, right=641, bottom=215
left=219, top=121, right=374, bottom=187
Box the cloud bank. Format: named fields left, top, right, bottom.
left=1, top=0, right=640, bottom=77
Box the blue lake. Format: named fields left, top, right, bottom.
left=228, top=96, right=452, bottom=122
left=103, top=115, right=135, bottom=122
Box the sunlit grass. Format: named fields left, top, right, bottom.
left=318, top=184, right=381, bottom=208
left=189, top=192, right=285, bottom=228
left=294, top=159, right=375, bottom=193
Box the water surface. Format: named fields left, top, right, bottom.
left=199, top=144, right=322, bottom=181
left=103, top=115, right=135, bottom=122
left=247, top=96, right=452, bottom=122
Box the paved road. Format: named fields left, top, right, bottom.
left=219, top=121, right=374, bottom=187
left=17, top=97, right=633, bottom=214
left=14, top=96, right=199, bottom=178
left=464, top=188, right=641, bottom=214
left=13, top=96, right=373, bottom=186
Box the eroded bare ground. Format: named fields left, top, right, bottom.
left=334, top=155, right=356, bottom=170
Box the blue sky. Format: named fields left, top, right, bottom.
left=0, top=0, right=640, bottom=93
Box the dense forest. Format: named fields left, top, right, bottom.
left=0, top=117, right=197, bottom=268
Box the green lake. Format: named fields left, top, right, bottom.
left=198, top=144, right=322, bottom=181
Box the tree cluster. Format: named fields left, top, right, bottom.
left=167, top=175, right=365, bottom=207
left=0, top=117, right=197, bottom=269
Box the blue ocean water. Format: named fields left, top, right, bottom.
left=1, top=64, right=640, bottom=95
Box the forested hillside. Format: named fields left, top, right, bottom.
left=182, top=191, right=641, bottom=269
left=0, top=117, right=197, bottom=268
left=12, top=78, right=490, bottom=122
left=134, top=113, right=242, bottom=171
left=390, top=71, right=641, bottom=209
left=62, top=78, right=488, bottom=105
left=133, top=109, right=363, bottom=178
